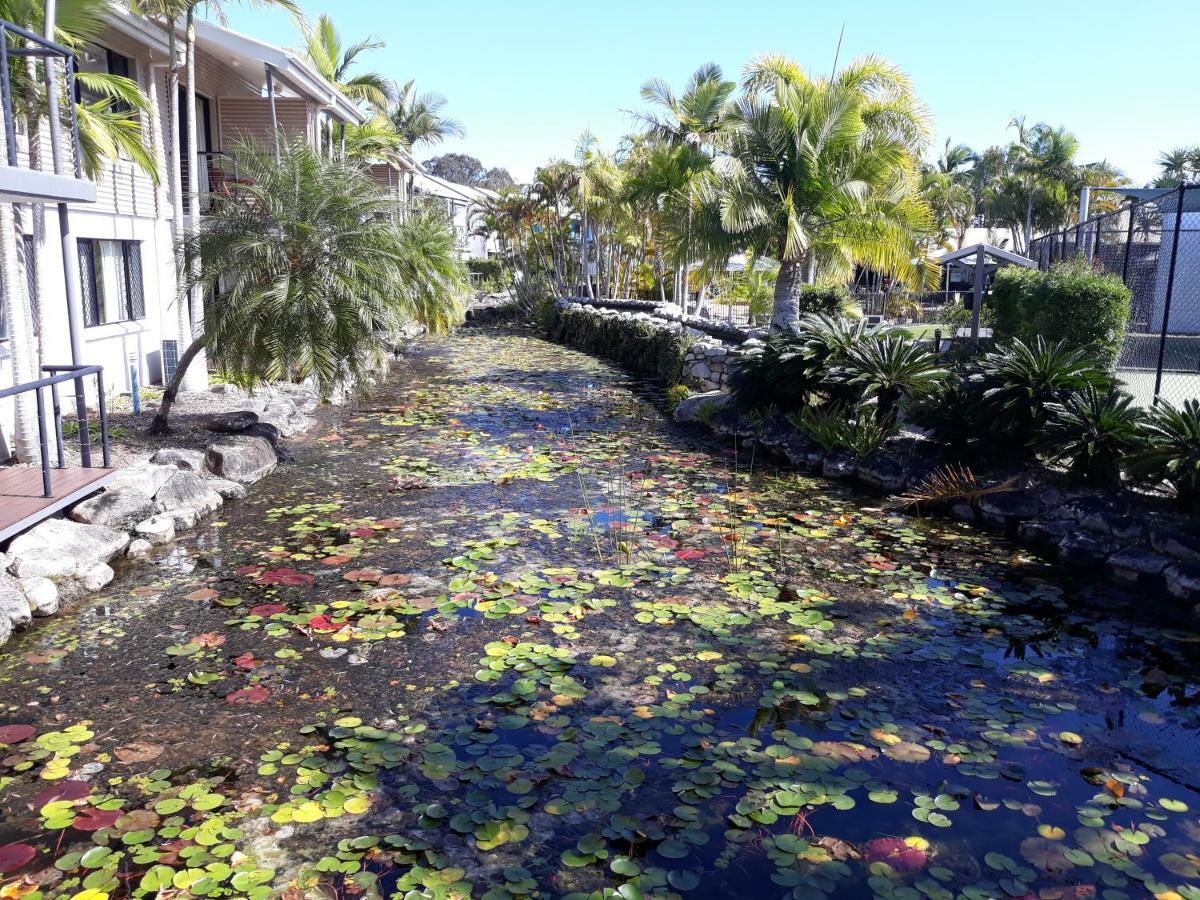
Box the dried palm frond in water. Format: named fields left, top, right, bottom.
left=896, top=464, right=1018, bottom=512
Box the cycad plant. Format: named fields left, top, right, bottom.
left=844, top=334, right=947, bottom=424
left=788, top=405, right=897, bottom=460
left=978, top=337, right=1113, bottom=457
left=1126, top=399, right=1200, bottom=508
left=148, top=138, right=468, bottom=434
left=1039, top=387, right=1144, bottom=485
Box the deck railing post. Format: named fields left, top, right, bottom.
left=75, top=373, right=91, bottom=467
left=34, top=387, right=51, bottom=498
left=95, top=370, right=110, bottom=468
left=49, top=381, right=65, bottom=468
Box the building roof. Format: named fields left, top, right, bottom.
left=933, top=242, right=1037, bottom=269
left=1100, top=186, right=1200, bottom=213
left=193, top=20, right=366, bottom=125
left=412, top=171, right=497, bottom=205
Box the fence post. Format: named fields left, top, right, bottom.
left=1121, top=202, right=1136, bottom=283
left=1152, top=185, right=1186, bottom=406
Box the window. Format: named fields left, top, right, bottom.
left=76, top=43, right=133, bottom=112
left=78, top=239, right=145, bottom=327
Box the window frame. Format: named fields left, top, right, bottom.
left=78, top=238, right=146, bottom=327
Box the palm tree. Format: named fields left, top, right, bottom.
left=1154, top=146, right=1200, bottom=187
left=935, top=138, right=977, bottom=177
left=921, top=170, right=974, bottom=249
left=148, top=138, right=468, bottom=433
left=721, top=54, right=935, bottom=331
left=300, top=14, right=392, bottom=111
left=573, top=131, right=620, bottom=299
left=389, top=80, right=464, bottom=151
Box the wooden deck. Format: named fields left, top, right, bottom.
left=0, top=465, right=117, bottom=544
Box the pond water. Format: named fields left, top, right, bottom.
left=1, top=330, right=1199, bottom=900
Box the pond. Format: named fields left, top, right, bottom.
left=1, top=329, right=1199, bottom=900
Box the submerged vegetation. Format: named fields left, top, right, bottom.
left=1, top=332, right=1198, bottom=900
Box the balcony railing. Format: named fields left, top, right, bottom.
left=0, top=20, right=95, bottom=204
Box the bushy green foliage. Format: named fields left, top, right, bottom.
left=665, top=384, right=691, bottom=410
left=990, top=258, right=1131, bottom=366
left=1040, top=388, right=1145, bottom=485
left=788, top=406, right=898, bottom=460
left=547, top=307, right=691, bottom=384
left=468, top=258, right=508, bottom=292
left=797, top=281, right=854, bottom=317
left=1127, top=399, right=1200, bottom=508
left=844, top=335, right=948, bottom=424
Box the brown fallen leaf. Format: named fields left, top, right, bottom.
left=114, top=742, right=164, bottom=764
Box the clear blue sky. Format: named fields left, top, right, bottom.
left=226, top=0, right=1200, bottom=185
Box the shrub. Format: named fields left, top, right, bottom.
left=788, top=406, right=898, bottom=460
left=976, top=337, right=1114, bottom=457
left=797, top=281, right=853, bottom=317
left=1039, top=388, right=1145, bottom=485
left=1126, top=399, right=1200, bottom=509
left=468, top=258, right=508, bottom=292
left=665, top=384, right=691, bottom=410
left=990, top=258, right=1131, bottom=366
left=843, top=335, right=948, bottom=425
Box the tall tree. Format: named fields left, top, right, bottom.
left=390, top=80, right=464, bottom=150
left=150, top=138, right=468, bottom=433
left=300, top=14, right=392, bottom=110
left=721, top=54, right=935, bottom=331
left=1154, top=146, right=1200, bottom=187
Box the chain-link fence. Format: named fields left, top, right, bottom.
left=1029, top=184, right=1200, bottom=407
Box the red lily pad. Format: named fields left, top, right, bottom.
left=32, top=780, right=91, bottom=808
left=233, top=652, right=262, bottom=670
left=226, top=685, right=271, bottom=704
left=674, top=549, right=706, bottom=560
left=0, top=842, right=37, bottom=874
left=0, top=724, right=36, bottom=745
left=248, top=602, right=288, bottom=617
left=255, top=568, right=314, bottom=587
left=306, top=614, right=346, bottom=632
left=73, top=807, right=121, bottom=832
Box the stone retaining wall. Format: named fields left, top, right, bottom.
left=0, top=385, right=322, bottom=649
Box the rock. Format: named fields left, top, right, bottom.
left=164, top=506, right=201, bottom=530
left=154, top=471, right=223, bottom=516
left=1107, top=549, right=1172, bottom=585
left=1056, top=532, right=1119, bottom=567
left=240, top=422, right=282, bottom=447
left=68, top=486, right=155, bottom=530
left=822, top=452, right=857, bottom=481
left=0, top=579, right=32, bottom=631
left=1017, top=519, right=1074, bottom=550
left=978, top=491, right=1040, bottom=529
left=134, top=515, right=176, bottom=546
left=150, top=447, right=208, bottom=473
left=673, top=390, right=729, bottom=424
left=207, top=478, right=248, bottom=500
left=76, top=562, right=114, bottom=592
left=252, top=398, right=310, bottom=437
left=951, top=503, right=976, bottom=523
left=1149, top=527, right=1200, bottom=561
left=856, top=451, right=912, bottom=493
left=126, top=538, right=154, bottom=560
left=108, top=462, right=179, bottom=496
left=202, top=410, right=259, bottom=433
left=205, top=436, right=277, bottom=484
left=8, top=519, right=129, bottom=580
left=1164, top=561, right=1200, bottom=607
left=20, top=577, right=59, bottom=616
left=1080, top=513, right=1143, bottom=541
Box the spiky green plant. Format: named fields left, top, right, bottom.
left=978, top=337, right=1114, bottom=456
left=788, top=406, right=897, bottom=460
left=1126, top=399, right=1200, bottom=508
left=843, top=334, right=948, bottom=424
left=1039, top=387, right=1144, bottom=485
left=148, top=138, right=468, bottom=434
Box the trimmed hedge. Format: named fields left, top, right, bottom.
left=546, top=307, right=692, bottom=384
left=991, top=258, right=1131, bottom=366
left=798, top=281, right=853, bottom=316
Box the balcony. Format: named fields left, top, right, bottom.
left=0, top=21, right=97, bottom=205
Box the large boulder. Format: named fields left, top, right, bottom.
left=207, top=478, right=247, bottom=501
left=134, top=515, right=176, bottom=546
left=107, top=462, right=178, bottom=498
left=978, top=491, right=1041, bottom=529
left=69, top=486, right=155, bottom=530
left=0, top=577, right=32, bottom=632
left=8, top=519, right=129, bottom=580
left=202, top=410, right=259, bottom=434
left=252, top=397, right=311, bottom=437
left=154, top=471, right=223, bottom=516
left=20, top=576, right=59, bottom=616
left=673, top=390, right=729, bottom=424
left=150, top=447, right=208, bottom=473
left=206, top=436, right=277, bottom=484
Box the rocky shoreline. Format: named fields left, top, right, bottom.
left=0, top=383, right=322, bottom=648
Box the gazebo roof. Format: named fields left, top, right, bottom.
left=934, top=242, right=1037, bottom=269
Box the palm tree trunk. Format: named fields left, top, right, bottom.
left=182, top=9, right=209, bottom=391
left=580, top=207, right=593, bottom=298
left=148, top=334, right=207, bottom=435
left=771, top=258, right=805, bottom=332
left=1023, top=191, right=1033, bottom=255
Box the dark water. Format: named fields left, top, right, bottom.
left=1, top=329, right=1198, bottom=900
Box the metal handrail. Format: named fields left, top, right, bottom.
left=0, top=364, right=111, bottom=499
left=0, top=19, right=85, bottom=179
